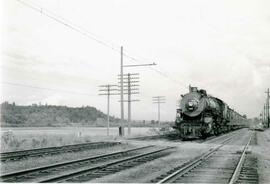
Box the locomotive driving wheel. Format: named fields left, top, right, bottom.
left=213, top=123, right=219, bottom=135
left=200, top=131, right=208, bottom=139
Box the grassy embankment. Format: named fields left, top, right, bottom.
left=0, top=129, right=121, bottom=152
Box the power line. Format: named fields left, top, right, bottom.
left=150, top=67, right=187, bottom=88
left=16, top=0, right=118, bottom=51
left=15, top=0, right=186, bottom=89
left=1, top=81, right=98, bottom=97
left=2, top=50, right=114, bottom=89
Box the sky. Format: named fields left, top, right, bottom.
left=1, top=0, right=270, bottom=121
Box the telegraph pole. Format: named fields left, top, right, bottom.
left=118, top=47, right=156, bottom=136
left=260, top=110, right=263, bottom=125
left=120, top=46, right=124, bottom=136
left=118, top=73, right=140, bottom=135
left=152, top=96, right=166, bottom=126
left=265, top=104, right=267, bottom=126
left=99, top=84, right=118, bottom=136
left=126, top=73, right=139, bottom=135
left=263, top=104, right=265, bottom=126
left=266, top=88, right=270, bottom=128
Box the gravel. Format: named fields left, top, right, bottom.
left=90, top=129, right=251, bottom=183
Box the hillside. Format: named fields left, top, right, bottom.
left=0, top=102, right=121, bottom=127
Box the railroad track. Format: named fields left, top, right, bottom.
left=203, top=129, right=246, bottom=145
left=130, top=129, right=244, bottom=143
left=0, top=141, right=120, bottom=162
left=230, top=131, right=258, bottom=184
left=128, top=135, right=167, bottom=140
left=1, top=145, right=174, bottom=183
left=152, top=131, right=257, bottom=183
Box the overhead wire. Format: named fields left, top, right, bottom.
left=1, top=81, right=132, bottom=99
left=15, top=0, right=186, bottom=88
left=1, top=53, right=109, bottom=85
left=1, top=81, right=99, bottom=97
left=16, top=0, right=118, bottom=51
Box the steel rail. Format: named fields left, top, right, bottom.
left=155, top=133, right=239, bottom=184
left=0, top=141, right=120, bottom=162
left=0, top=145, right=154, bottom=182
left=228, top=132, right=253, bottom=184
left=128, top=135, right=165, bottom=140
left=40, top=146, right=174, bottom=183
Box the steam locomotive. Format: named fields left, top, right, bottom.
left=174, top=86, right=246, bottom=139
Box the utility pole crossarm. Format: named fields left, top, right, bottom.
left=118, top=72, right=141, bottom=136
left=99, top=92, right=119, bottom=94
left=120, top=81, right=140, bottom=83
left=118, top=73, right=139, bottom=76
left=123, top=92, right=139, bottom=95
left=99, top=85, right=117, bottom=87
left=118, top=77, right=140, bottom=80
left=123, top=88, right=140, bottom=91
left=123, top=63, right=157, bottom=67
left=122, top=85, right=140, bottom=87
left=99, top=89, right=118, bottom=91
left=119, top=100, right=140, bottom=102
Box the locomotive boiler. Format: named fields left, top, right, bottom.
left=175, top=86, right=246, bottom=139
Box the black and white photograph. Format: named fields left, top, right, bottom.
left=1, top=0, right=270, bottom=183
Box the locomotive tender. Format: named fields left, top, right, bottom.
left=175, top=86, right=246, bottom=139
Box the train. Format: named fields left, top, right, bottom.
left=174, top=86, right=247, bottom=139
